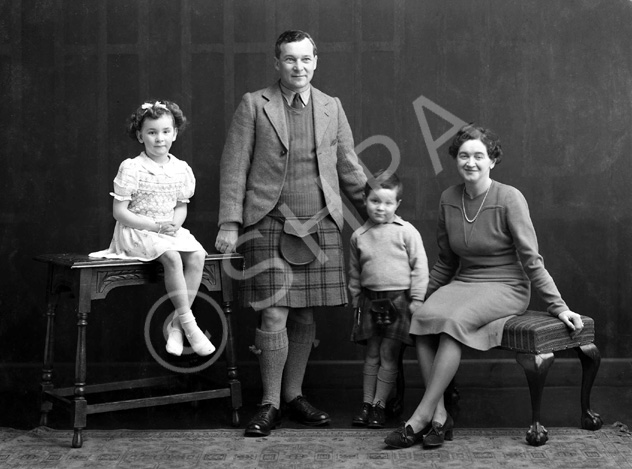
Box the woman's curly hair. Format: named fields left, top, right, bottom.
left=448, top=123, right=503, bottom=163
left=126, top=100, right=188, bottom=140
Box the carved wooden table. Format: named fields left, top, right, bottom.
left=35, top=253, right=243, bottom=448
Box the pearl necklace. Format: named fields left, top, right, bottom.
left=461, top=181, right=492, bottom=223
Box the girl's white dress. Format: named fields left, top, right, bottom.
left=89, top=152, right=206, bottom=261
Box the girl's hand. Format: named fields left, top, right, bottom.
left=157, top=222, right=179, bottom=236
left=558, top=310, right=584, bottom=333
left=215, top=223, right=239, bottom=253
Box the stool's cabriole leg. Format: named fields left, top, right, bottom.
left=444, top=379, right=460, bottom=422
left=576, top=343, right=603, bottom=430
left=223, top=300, right=241, bottom=427
left=516, top=352, right=554, bottom=446
left=39, top=291, right=59, bottom=426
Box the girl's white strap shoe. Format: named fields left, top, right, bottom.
left=179, top=310, right=216, bottom=356
left=166, top=316, right=184, bottom=356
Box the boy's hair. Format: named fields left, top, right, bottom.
left=364, top=169, right=403, bottom=200
left=127, top=100, right=187, bottom=140
left=275, top=30, right=318, bottom=58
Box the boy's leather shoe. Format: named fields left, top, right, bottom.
left=286, top=395, right=331, bottom=426
left=244, top=404, right=281, bottom=437
left=352, top=402, right=372, bottom=426
left=367, top=404, right=386, bottom=428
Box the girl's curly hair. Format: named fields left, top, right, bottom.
left=126, top=100, right=187, bottom=140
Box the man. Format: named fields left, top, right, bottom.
left=215, top=30, right=367, bottom=437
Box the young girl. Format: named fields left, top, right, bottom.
left=348, top=170, right=429, bottom=428
left=90, top=100, right=214, bottom=357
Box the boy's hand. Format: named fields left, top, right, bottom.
left=410, top=299, right=424, bottom=315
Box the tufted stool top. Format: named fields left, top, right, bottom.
left=499, top=310, right=595, bottom=354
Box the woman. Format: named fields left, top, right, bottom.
left=384, top=124, right=584, bottom=449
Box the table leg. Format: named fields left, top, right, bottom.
left=39, top=292, right=59, bottom=426
left=223, top=300, right=242, bottom=427
left=71, top=309, right=88, bottom=448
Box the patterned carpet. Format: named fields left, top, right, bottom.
left=1, top=424, right=631, bottom=468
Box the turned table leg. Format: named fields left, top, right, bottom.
left=516, top=352, right=554, bottom=446
left=71, top=309, right=88, bottom=448
left=223, top=300, right=242, bottom=427
left=39, top=292, right=59, bottom=426
left=71, top=268, right=93, bottom=449
left=576, top=343, right=603, bottom=430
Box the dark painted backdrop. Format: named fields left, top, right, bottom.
left=1, top=0, right=631, bottom=392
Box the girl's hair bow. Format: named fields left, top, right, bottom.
left=141, top=101, right=168, bottom=111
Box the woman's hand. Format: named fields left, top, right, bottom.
left=557, top=310, right=584, bottom=333
left=215, top=223, right=239, bottom=253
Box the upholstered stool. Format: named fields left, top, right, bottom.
left=497, top=310, right=603, bottom=446
left=391, top=310, right=603, bottom=446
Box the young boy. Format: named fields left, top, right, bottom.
left=348, top=170, right=429, bottom=428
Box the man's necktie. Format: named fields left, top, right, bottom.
left=291, top=93, right=303, bottom=109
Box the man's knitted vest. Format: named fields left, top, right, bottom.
left=273, top=98, right=326, bottom=218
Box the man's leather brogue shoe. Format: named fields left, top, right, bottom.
left=244, top=404, right=281, bottom=437
left=286, top=395, right=331, bottom=426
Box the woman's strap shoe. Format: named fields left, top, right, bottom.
left=384, top=422, right=428, bottom=448
left=422, top=413, right=454, bottom=448
left=244, top=404, right=281, bottom=437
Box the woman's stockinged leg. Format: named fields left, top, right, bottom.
left=415, top=334, right=438, bottom=385
left=415, top=334, right=447, bottom=423
left=406, top=334, right=461, bottom=432
left=415, top=335, right=447, bottom=422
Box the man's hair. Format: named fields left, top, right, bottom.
left=275, top=30, right=317, bottom=58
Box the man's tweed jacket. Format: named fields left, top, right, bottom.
left=218, top=82, right=367, bottom=231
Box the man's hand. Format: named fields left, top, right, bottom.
left=215, top=223, right=239, bottom=253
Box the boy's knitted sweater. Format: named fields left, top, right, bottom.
left=348, top=215, right=429, bottom=307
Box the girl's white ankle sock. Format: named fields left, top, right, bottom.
left=166, top=314, right=184, bottom=356
left=179, top=310, right=215, bottom=356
